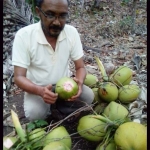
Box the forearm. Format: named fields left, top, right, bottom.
left=14, top=76, right=44, bottom=97
left=75, top=67, right=87, bottom=85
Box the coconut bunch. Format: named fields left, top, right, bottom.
left=77, top=101, right=147, bottom=150
left=76, top=57, right=147, bottom=150
left=77, top=112, right=146, bottom=150
left=83, top=56, right=142, bottom=108
left=3, top=110, right=72, bottom=150
left=94, top=56, right=141, bottom=103
left=104, top=57, right=146, bottom=122
left=82, top=57, right=146, bottom=122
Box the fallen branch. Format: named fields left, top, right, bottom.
left=83, top=45, right=103, bottom=53
left=129, top=46, right=146, bottom=49
left=46, top=102, right=97, bottom=132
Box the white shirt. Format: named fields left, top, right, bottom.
left=12, top=21, right=84, bottom=86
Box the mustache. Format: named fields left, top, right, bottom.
left=49, top=26, right=63, bottom=30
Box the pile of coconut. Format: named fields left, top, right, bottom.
left=3, top=56, right=147, bottom=150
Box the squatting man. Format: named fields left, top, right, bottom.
left=12, top=0, right=94, bottom=121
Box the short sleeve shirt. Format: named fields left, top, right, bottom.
left=12, top=21, right=84, bottom=86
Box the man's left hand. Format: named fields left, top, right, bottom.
left=68, top=77, right=83, bottom=101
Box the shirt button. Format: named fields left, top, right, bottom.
left=52, top=56, right=56, bottom=63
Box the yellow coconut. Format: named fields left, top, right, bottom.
left=98, top=82, right=118, bottom=102
left=96, top=140, right=117, bottom=150
left=29, top=128, right=46, bottom=142
left=114, top=122, right=147, bottom=150
left=83, top=74, right=98, bottom=87
left=94, top=103, right=107, bottom=114
left=118, top=84, right=141, bottom=103
left=92, top=88, right=101, bottom=103
left=77, top=115, right=106, bottom=142
left=44, top=126, right=72, bottom=149
left=43, top=141, right=70, bottom=150
left=110, top=66, right=132, bottom=86
left=103, top=101, right=129, bottom=121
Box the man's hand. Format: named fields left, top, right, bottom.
left=68, top=57, right=86, bottom=101
left=68, top=77, right=82, bottom=101
left=14, top=66, right=58, bottom=104
left=41, top=85, right=58, bottom=104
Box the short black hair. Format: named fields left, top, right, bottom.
left=35, top=0, right=44, bottom=8
left=35, top=0, right=69, bottom=8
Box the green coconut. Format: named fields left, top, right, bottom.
left=114, top=122, right=147, bottom=150
left=55, top=77, right=78, bottom=100
left=118, top=84, right=141, bottom=103
left=94, top=103, right=107, bottom=114
left=92, top=88, right=101, bottom=103
left=110, top=66, right=133, bottom=86
left=29, top=128, right=46, bottom=142
left=43, top=141, right=70, bottom=150
left=103, top=101, right=129, bottom=121
left=98, top=82, right=118, bottom=102
left=28, top=128, right=46, bottom=149
left=3, top=136, right=18, bottom=150
left=83, top=74, right=98, bottom=87
left=96, top=140, right=117, bottom=150
left=77, top=115, right=106, bottom=142
left=44, top=126, right=72, bottom=149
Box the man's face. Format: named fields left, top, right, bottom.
left=38, top=0, right=68, bottom=37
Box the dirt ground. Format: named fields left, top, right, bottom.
left=3, top=92, right=28, bottom=136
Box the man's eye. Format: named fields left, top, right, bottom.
left=46, top=14, right=54, bottom=17
left=60, top=15, right=68, bottom=18
left=60, top=15, right=65, bottom=18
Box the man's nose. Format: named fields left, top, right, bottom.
left=52, top=17, right=60, bottom=25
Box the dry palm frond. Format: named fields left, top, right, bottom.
left=3, top=0, right=34, bottom=26
left=3, top=0, right=34, bottom=65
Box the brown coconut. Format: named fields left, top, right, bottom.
left=98, top=82, right=118, bottom=102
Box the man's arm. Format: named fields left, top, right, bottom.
left=14, top=66, right=58, bottom=104
left=74, top=57, right=86, bottom=85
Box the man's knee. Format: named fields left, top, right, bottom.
left=79, top=85, right=94, bottom=104
left=24, top=97, right=51, bottom=121
left=24, top=107, right=49, bottom=121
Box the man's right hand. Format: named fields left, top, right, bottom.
left=41, top=85, right=58, bottom=104
left=14, top=66, right=58, bottom=104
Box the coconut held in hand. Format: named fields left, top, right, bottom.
left=55, top=77, right=78, bottom=100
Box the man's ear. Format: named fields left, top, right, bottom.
left=35, top=6, right=40, bottom=17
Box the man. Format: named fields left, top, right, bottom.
left=12, top=0, right=94, bottom=121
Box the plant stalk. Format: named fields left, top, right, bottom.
left=94, top=56, right=109, bottom=81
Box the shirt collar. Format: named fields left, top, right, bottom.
left=36, top=21, right=66, bottom=44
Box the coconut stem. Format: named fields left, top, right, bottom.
left=91, top=115, right=114, bottom=124
left=99, top=127, right=114, bottom=149
left=14, top=141, right=24, bottom=150
left=94, top=56, right=109, bottom=81
left=92, top=115, right=125, bottom=129
left=11, top=110, right=27, bottom=143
